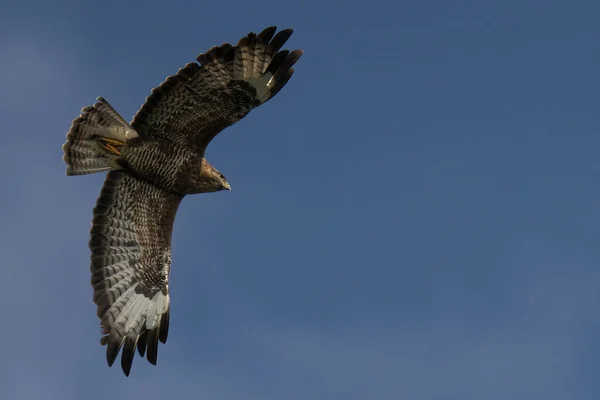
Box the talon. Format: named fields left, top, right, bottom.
left=99, top=140, right=122, bottom=156
left=102, top=138, right=125, bottom=146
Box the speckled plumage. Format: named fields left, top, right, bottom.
left=62, top=26, right=302, bottom=376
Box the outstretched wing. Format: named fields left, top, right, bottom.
left=130, top=26, right=303, bottom=153
left=90, top=170, right=183, bottom=376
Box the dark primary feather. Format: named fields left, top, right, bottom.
left=130, top=26, right=303, bottom=154
left=90, top=170, right=182, bottom=376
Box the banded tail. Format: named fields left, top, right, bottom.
left=62, top=97, right=139, bottom=176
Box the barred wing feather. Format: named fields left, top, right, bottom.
left=130, top=26, right=302, bottom=153
left=90, top=170, right=182, bottom=376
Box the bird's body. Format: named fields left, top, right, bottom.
left=120, top=135, right=223, bottom=194
left=62, top=26, right=302, bottom=376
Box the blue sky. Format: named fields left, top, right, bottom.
left=1, top=0, right=599, bottom=398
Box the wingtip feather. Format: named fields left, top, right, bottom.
left=121, top=337, right=137, bottom=376
left=106, top=334, right=125, bottom=367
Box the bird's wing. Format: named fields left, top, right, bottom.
left=90, top=170, right=183, bottom=376
left=130, top=26, right=303, bottom=153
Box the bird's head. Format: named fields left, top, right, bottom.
left=197, top=159, right=231, bottom=193
left=211, top=168, right=231, bottom=192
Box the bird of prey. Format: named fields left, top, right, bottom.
left=62, top=26, right=303, bottom=376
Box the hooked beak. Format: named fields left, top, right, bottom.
left=223, top=182, right=231, bottom=191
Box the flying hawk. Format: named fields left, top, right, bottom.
left=62, top=26, right=303, bottom=376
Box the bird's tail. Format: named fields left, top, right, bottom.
left=62, top=97, right=139, bottom=176
left=196, top=26, right=303, bottom=104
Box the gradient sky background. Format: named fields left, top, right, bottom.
left=1, top=0, right=599, bottom=399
